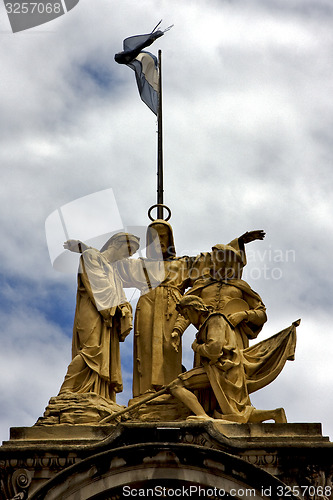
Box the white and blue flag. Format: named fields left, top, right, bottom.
left=126, top=51, right=159, bottom=115
left=115, top=22, right=172, bottom=114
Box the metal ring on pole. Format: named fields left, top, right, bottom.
left=148, top=204, right=172, bottom=222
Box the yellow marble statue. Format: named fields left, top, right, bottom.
left=169, top=294, right=297, bottom=423
left=118, top=223, right=264, bottom=397
left=119, top=220, right=195, bottom=397
left=65, top=226, right=265, bottom=398
left=58, top=232, right=140, bottom=402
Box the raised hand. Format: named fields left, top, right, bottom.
left=63, top=239, right=83, bottom=253
left=238, top=230, right=266, bottom=245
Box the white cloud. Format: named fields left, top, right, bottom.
left=251, top=314, right=333, bottom=439
left=0, top=307, right=71, bottom=442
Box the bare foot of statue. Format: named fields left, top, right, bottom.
left=249, top=407, right=288, bottom=424
left=273, top=407, right=287, bottom=423
left=186, top=415, right=214, bottom=422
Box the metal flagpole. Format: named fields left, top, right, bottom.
left=148, top=48, right=171, bottom=223
left=157, top=49, right=164, bottom=220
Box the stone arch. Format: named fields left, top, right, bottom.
left=30, top=443, right=299, bottom=500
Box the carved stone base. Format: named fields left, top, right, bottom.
left=35, top=392, right=126, bottom=426
left=1, top=422, right=332, bottom=500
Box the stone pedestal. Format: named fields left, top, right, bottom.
left=0, top=422, right=332, bottom=499
left=35, top=392, right=126, bottom=425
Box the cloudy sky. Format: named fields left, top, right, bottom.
left=0, top=0, right=332, bottom=443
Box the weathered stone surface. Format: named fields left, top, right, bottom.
left=35, top=392, right=126, bottom=426
left=7, top=424, right=116, bottom=445
left=212, top=421, right=330, bottom=441
left=1, top=422, right=332, bottom=500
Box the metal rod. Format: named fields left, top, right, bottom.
left=157, top=49, right=164, bottom=220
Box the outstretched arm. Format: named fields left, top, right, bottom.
left=63, top=239, right=90, bottom=253
left=237, top=230, right=265, bottom=254
left=238, top=230, right=266, bottom=246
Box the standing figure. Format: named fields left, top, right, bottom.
left=59, top=232, right=140, bottom=403
left=169, top=295, right=294, bottom=423
left=116, top=220, right=192, bottom=397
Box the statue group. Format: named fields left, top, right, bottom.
left=38, top=220, right=299, bottom=426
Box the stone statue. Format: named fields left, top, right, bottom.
left=119, top=224, right=266, bottom=398
left=120, top=220, right=189, bottom=397
left=168, top=295, right=298, bottom=423
left=63, top=222, right=176, bottom=398
left=171, top=243, right=267, bottom=352
left=58, top=228, right=299, bottom=426
left=58, top=232, right=140, bottom=402
left=65, top=223, right=265, bottom=399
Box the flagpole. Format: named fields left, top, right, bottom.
left=157, top=49, right=164, bottom=220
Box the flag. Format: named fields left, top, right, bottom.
left=126, top=51, right=159, bottom=114
left=115, top=22, right=172, bottom=114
